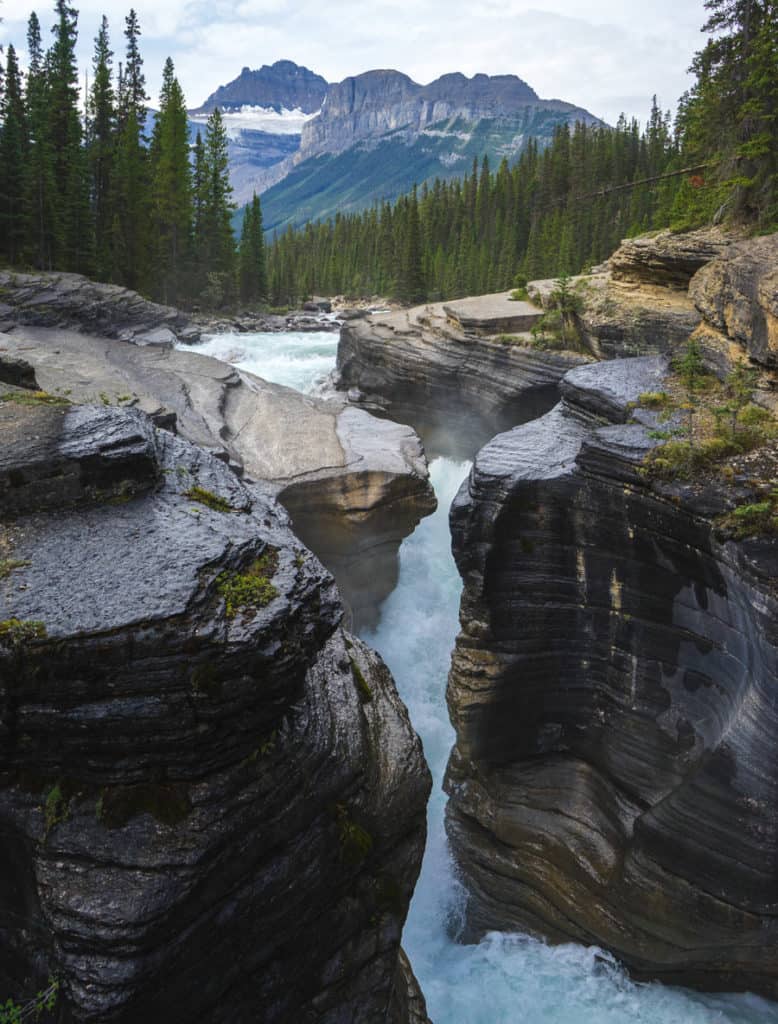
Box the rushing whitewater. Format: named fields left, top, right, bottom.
left=181, top=329, right=778, bottom=1024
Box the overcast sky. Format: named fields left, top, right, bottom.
left=1, top=0, right=707, bottom=125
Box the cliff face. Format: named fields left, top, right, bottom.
left=298, top=70, right=594, bottom=162
left=0, top=393, right=431, bottom=1021
left=445, top=350, right=778, bottom=995
left=337, top=299, right=587, bottom=457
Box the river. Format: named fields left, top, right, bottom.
left=178, top=329, right=778, bottom=1024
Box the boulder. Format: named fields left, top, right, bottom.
left=0, top=399, right=431, bottom=1022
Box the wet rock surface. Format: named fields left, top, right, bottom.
left=0, top=270, right=201, bottom=346
left=337, top=300, right=586, bottom=457
left=445, top=354, right=778, bottom=997
left=0, top=400, right=431, bottom=1022
left=0, top=328, right=436, bottom=629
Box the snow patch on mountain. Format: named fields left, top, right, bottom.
left=189, top=105, right=320, bottom=139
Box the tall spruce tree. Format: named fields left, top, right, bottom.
left=238, top=193, right=268, bottom=304
left=0, top=45, right=28, bottom=265
left=199, top=108, right=236, bottom=307
left=87, top=16, right=116, bottom=279
left=111, top=8, right=149, bottom=291
left=48, top=0, right=93, bottom=273
left=149, top=58, right=192, bottom=304
left=24, top=12, right=60, bottom=269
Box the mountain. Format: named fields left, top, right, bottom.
left=192, top=60, right=327, bottom=114
left=189, top=63, right=602, bottom=221
left=259, top=69, right=602, bottom=231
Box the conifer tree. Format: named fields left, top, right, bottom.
left=48, top=0, right=93, bottom=273
left=24, top=12, right=60, bottom=269
left=0, top=45, right=28, bottom=264
left=111, top=8, right=149, bottom=291
left=238, top=193, right=268, bottom=304
left=87, top=16, right=116, bottom=279
left=149, top=58, right=192, bottom=304
left=199, top=108, right=236, bottom=307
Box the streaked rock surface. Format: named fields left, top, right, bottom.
left=0, top=396, right=431, bottom=1022
left=445, top=354, right=778, bottom=997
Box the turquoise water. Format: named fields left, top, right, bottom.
left=190, top=330, right=778, bottom=1024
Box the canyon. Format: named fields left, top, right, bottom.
left=1, top=226, right=777, bottom=1020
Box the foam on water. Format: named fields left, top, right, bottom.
left=190, top=329, right=778, bottom=1023
left=178, top=330, right=338, bottom=395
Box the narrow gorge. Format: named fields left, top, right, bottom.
left=2, top=227, right=778, bottom=1023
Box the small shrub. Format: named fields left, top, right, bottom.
left=717, top=497, right=778, bottom=539
left=509, top=287, right=529, bottom=302
left=638, top=391, right=671, bottom=409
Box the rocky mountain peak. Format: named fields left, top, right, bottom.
left=194, top=59, right=327, bottom=114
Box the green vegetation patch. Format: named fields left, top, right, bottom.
left=716, top=494, right=778, bottom=540
left=642, top=345, right=777, bottom=481
left=44, top=783, right=71, bottom=837
left=217, top=548, right=279, bottom=619
left=0, top=619, right=46, bottom=647
left=350, top=657, right=373, bottom=703
left=334, top=802, right=373, bottom=866
left=0, top=389, right=70, bottom=407
left=0, top=977, right=60, bottom=1023
left=0, top=559, right=30, bottom=580
left=185, top=485, right=235, bottom=513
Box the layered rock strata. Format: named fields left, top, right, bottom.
left=0, top=270, right=201, bottom=346
left=337, top=300, right=587, bottom=456
left=0, top=329, right=436, bottom=628
left=0, top=393, right=431, bottom=1022
left=690, top=232, right=778, bottom=370
left=445, top=355, right=778, bottom=996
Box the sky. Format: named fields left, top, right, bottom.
left=0, top=0, right=707, bottom=125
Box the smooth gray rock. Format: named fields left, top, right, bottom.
left=445, top=354, right=778, bottom=997
left=0, top=328, right=436, bottom=628
left=0, top=401, right=431, bottom=1022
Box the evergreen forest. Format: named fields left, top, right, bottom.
left=0, top=3, right=266, bottom=309
left=0, top=0, right=775, bottom=310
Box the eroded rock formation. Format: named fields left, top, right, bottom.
left=690, top=232, right=778, bottom=370
left=0, top=328, right=436, bottom=628
left=0, top=270, right=201, bottom=346
left=445, top=354, right=778, bottom=996
left=0, top=391, right=431, bottom=1022
left=337, top=298, right=587, bottom=456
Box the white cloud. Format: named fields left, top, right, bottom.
left=0, top=0, right=706, bottom=124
